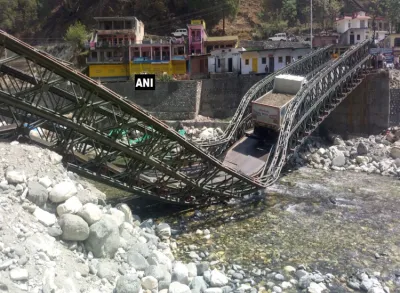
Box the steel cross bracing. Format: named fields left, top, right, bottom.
left=197, top=45, right=334, bottom=157
left=0, top=30, right=374, bottom=205
left=0, top=30, right=262, bottom=205
left=259, top=40, right=372, bottom=184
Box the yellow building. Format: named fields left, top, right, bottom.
left=388, top=33, right=400, bottom=56
left=86, top=16, right=187, bottom=81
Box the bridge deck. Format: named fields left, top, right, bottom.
left=223, top=135, right=271, bottom=176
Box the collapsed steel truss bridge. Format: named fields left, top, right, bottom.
left=0, top=30, right=372, bottom=205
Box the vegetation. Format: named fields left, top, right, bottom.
left=0, top=0, right=399, bottom=41
left=156, top=73, right=174, bottom=82
left=64, top=22, right=89, bottom=49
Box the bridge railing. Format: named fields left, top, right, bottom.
left=259, top=39, right=372, bottom=185
left=198, top=45, right=334, bottom=157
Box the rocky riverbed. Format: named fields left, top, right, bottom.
left=0, top=140, right=399, bottom=293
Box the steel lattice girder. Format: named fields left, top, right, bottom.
left=260, top=40, right=372, bottom=185
left=0, top=30, right=262, bottom=205
left=198, top=46, right=335, bottom=157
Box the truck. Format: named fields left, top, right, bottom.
left=251, top=74, right=306, bottom=140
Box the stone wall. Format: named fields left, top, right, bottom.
left=321, top=71, right=390, bottom=137
left=199, top=75, right=264, bottom=118
left=390, top=89, right=400, bottom=127
left=105, top=80, right=201, bottom=120
left=105, top=75, right=264, bottom=120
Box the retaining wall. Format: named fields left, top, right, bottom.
left=199, top=75, right=264, bottom=118
left=321, top=71, right=390, bottom=137
left=390, top=88, right=400, bottom=127
left=105, top=80, right=201, bottom=120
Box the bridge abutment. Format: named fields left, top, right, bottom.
left=320, top=70, right=390, bottom=138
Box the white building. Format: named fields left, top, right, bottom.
left=208, top=47, right=244, bottom=73
left=240, top=47, right=311, bottom=75
left=336, top=11, right=392, bottom=45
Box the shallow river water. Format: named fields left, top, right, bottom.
left=98, top=167, right=400, bottom=283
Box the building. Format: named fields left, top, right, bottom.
left=388, top=33, right=400, bottom=57
left=208, top=47, right=244, bottom=74
left=87, top=17, right=187, bottom=81
left=240, top=46, right=311, bottom=75
left=189, top=54, right=209, bottom=79
left=204, top=36, right=239, bottom=53
left=336, top=11, right=393, bottom=45
left=312, top=33, right=339, bottom=47
left=187, top=20, right=207, bottom=55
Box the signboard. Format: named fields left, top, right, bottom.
left=370, top=48, right=394, bottom=63
left=191, top=19, right=206, bottom=29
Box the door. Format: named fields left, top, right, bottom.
left=269, top=57, right=274, bottom=72
left=350, top=34, right=355, bottom=45
left=285, top=56, right=291, bottom=65
left=228, top=58, right=233, bottom=72
left=252, top=58, right=258, bottom=72
left=220, top=58, right=226, bottom=72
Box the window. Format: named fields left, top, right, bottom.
left=218, top=59, right=220, bottom=68
left=360, top=20, right=365, bottom=28
left=261, top=57, right=266, bottom=64
left=298, top=56, right=302, bottom=59
left=348, top=22, right=351, bottom=28
left=285, top=56, right=291, bottom=64
left=357, top=34, right=360, bottom=40
left=278, top=57, right=283, bottom=63
left=394, top=38, right=400, bottom=47
left=245, top=59, right=249, bottom=65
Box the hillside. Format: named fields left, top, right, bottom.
left=1, top=0, right=376, bottom=42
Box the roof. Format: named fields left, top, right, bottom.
left=242, top=44, right=310, bottom=53
left=262, top=41, right=310, bottom=50
left=94, top=16, right=138, bottom=21
left=205, top=36, right=238, bottom=43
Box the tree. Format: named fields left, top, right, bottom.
left=368, top=0, right=388, bottom=41
left=0, top=0, right=17, bottom=31
left=282, top=0, right=297, bottom=27
left=64, top=21, right=89, bottom=49
left=188, top=0, right=240, bottom=29
left=386, top=0, right=400, bottom=33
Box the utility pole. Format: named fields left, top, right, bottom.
left=223, top=9, right=225, bottom=35
left=310, top=0, right=313, bottom=49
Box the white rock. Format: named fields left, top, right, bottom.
left=57, top=196, right=82, bottom=216
left=141, top=276, right=158, bottom=290
left=110, top=208, right=125, bottom=227
left=49, top=152, right=63, bottom=164
left=281, top=281, right=292, bottom=289
left=283, top=266, right=296, bottom=273
left=210, top=269, right=228, bottom=287
left=390, top=147, right=400, bottom=159
left=308, top=282, right=326, bottom=293
left=39, top=176, right=53, bottom=188
left=49, top=181, right=77, bottom=203
left=10, top=268, right=29, bottom=281
left=168, top=282, right=191, bottom=293
left=34, top=207, right=57, bottom=226
left=6, top=170, right=26, bottom=184
left=42, top=268, right=57, bottom=293
left=172, top=262, right=189, bottom=284
left=78, top=203, right=103, bottom=225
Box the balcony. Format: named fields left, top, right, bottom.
left=191, top=37, right=202, bottom=42
left=86, top=57, right=129, bottom=64
left=96, top=29, right=136, bottom=35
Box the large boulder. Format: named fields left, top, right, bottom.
left=78, top=203, right=102, bottom=225
left=390, top=147, right=400, bottom=159
left=5, top=170, right=26, bottom=184
left=58, top=214, right=89, bottom=241
left=85, top=215, right=120, bottom=258
left=210, top=269, right=228, bottom=287
left=172, top=262, right=189, bottom=285
left=168, top=282, right=191, bottom=293
left=27, top=181, right=48, bottom=207
left=56, top=196, right=82, bottom=216
left=114, top=275, right=142, bottom=293
left=49, top=181, right=77, bottom=203
left=127, top=252, right=149, bottom=271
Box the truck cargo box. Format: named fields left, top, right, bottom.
left=252, top=74, right=306, bottom=130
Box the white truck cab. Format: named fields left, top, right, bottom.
left=171, top=29, right=188, bottom=37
